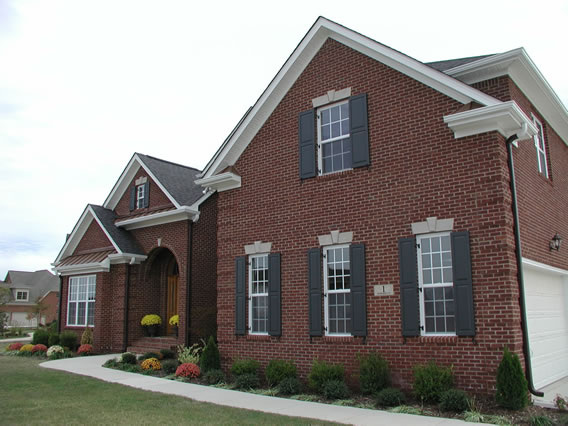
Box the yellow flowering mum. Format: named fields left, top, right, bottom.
left=20, top=344, right=34, bottom=352
left=141, top=357, right=161, bottom=371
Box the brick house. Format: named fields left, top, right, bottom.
left=53, top=153, right=217, bottom=353
left=1, top=270, right=59, bottom=327
left=194, top=17, right=568, bottom=394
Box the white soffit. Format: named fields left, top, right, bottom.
left=200, top=17, right=499, bottom=178
left=444, top=101, right=538, bottom=140
left=195, top=172, right=241, bottom=192
left=445, top=48, right=568, bottom=147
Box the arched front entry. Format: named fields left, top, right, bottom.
left=166, top=257, right=179, bottom=336
left=146, top=248, right=179, bottom=337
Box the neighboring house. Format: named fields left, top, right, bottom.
left=1, top=270, right=59, bottom=327
left=194, top=17, right=568, bottom=394
left=52, top=153, right=217, bottom=353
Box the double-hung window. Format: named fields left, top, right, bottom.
left=15, top=290, right=29, bottom=301
left=323, top=245, right=351, bottom=335
left=533, top=116, right=548, bottom=178
left=136, top=184, right=146, bottom=209
left=417, top=233, right=455, bottom=335
left=249, top=254, right=269, bottom=334
left=67, top=275, right=96, bottom=327
left=318, top=102, right=352, bottom=174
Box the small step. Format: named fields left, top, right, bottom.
left=126, top=336, right=178, bottom=354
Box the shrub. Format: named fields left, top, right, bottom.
left=120, top=352, right=137, bottom=365
left=32, top=329, right=49, bottom=346
left=322, top=379, right=349, bottom=399
left=81, top=327, right=93, bottom=345
left=231, top=359, right=260, bottom=377
left=278, top=377, right=301, bottom=395
left=160, top=348, right=176, bottom=360
left=161, top=359, right=180, bottom=375
left=47, top=345, right=64, bottom=359
left=141, top=357, right=161, bottom=371
left=175, top=362, right=200, bottom=378
left=177, top=344, right=202, bottom=364
left=20, top=344, right=34, bottom=352
left=495, top=347, right=528, bottom=410
left=308, top=360, right=344, bottom=392
left=439, top=389, right=470, bottom=412
left=234, top=373, right=259, bottom=390
left=413, top=361, right=453, bottom=403
left=32, top=344, right=48, bottom=354
left=47, top=321, right=58, bottom=333
left=204, top=369, right=226, bottom=385
left=77, top=344, right=93, bottom=356
left=138, top=352, right=161, bottom=362
left=103, top=358, right=119, bottom=368
left=48, top=333, right=59, bottom=347
left=140, top=314, right=162, bottom=326
left=121, top=363, right=142, bottom=374
left=7, top=342, right=23, bottom=351
left=265, top=359, right=297, bottom=386
left=529, top=415, right=554, bottom=426
left=358, top=352, right=391, bottom=395
left=200, top=336, right=220, bottom=373
left=59, top=331, right=78, bottom=350
left=376, top=387, right=406, bottom=407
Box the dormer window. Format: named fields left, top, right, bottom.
left=15, top=290, right=29, bottom=301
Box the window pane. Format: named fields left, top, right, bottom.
left=331, top=122, right=341, bottom=138
left=322, top=142, right=332, bottom=157
left=421, top=238, right=431, bottom=253
left=340, top=102, right=349, bottom=118
left=432, top=268, right=442, bottom=284
left=441, top=236, right=450, bottom=251
left=432, top=253, right=441, bottom=267
left=322, top=124, right=330, bottom=141
left=341, top=118, right=350, bottom=136
left=321, top=109, right=330, bottom=124
left=431, top=237, right=440, bottom=252
left=330, top=105, right=339, bottom=122
left=68, top=302, right=76, bottom=325
left=422, top=254, right=431, bottom=268
left=323, top=158, right=332, bottom=173
left=77, top=302, right=86, bottom=326
left=423, top=270, right=432, bottom=285
left=442, top=252, right=451, bottom=267
left=87, top=302, right=95, bottom=326
left=425, top=317, right=434, bottom=333
left=332, top=155, right=342, bottom=172
left=443, top=268, right=453, bottom=283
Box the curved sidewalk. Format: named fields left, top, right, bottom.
left=41, top=355, right=481, bottom=426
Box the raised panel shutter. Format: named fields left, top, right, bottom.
left=129, top=186, right=136, bottom=211
left=350, top=244, right=367, bottom=336
left=399, top=238, right=420, bottom=336
left=268, top=253, right=281, bottom=336
left=308, top=248, right=322, bottom=336
left=451, top=231, right=475, bottom=336
left=143, top=182, right=150, bottom=208
left=349, top=94, right=369, bottom=168
left=235, top=257, right=246, bottom=335
left=299, top=109, right=316, bottom=179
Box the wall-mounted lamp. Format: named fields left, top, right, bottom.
left=549, top=233, right=562, bottom=251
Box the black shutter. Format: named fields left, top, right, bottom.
left=268, top=253, right=281, bottom=336
left=399, top=238, right=420, bottom=336
left=235, top=257, right=246, bottom=335
left=299, top=110, right=316, bottom=179
left=349, top=94, right=369, bottom=168
left=143, top=182, right=150, bottom=208
left=350, top=244, right=366, bottom=337
left=451, top=232, right=475, bottom=336
left=129, top=186, right=136, bottom=211
left=308, top=248, right=322, bottom=336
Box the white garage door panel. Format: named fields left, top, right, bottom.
left=524, top=266, right=568, bottom=389
left=9, top=312, right=37, bottom=327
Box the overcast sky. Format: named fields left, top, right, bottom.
left=1, top=0, right=567, bottom=279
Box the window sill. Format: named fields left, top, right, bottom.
left=413, top=335, right=460, bottom=345
left=246, top=334, right=272, bottom=341
left=315, top=169, right=357, bottom=182
left=310, top=335, right=364, bottom=344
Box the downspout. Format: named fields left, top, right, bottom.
left=185, top=220, right=193, bottom=346
left=57, top=275, right=63, bottom=333
left=122, top=263, right=131, bottom=352
left=505, top=131, right=544, bottom=397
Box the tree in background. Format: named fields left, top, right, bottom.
left=0, top=287, right=12, bottom=334
left=26, top=298, right=48, bottom=327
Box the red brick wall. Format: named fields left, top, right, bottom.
left=215, top=39, right=523, bottom=394
left=73, top=220, right=113, bottom=254
left=41, top=291, right=59, bottom=323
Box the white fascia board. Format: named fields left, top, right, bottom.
left=446, top=48, right=568, bottom=147
left=522, top=257, right=568, bottom=276
left=200, top=17, right=499, bottom=178
left=194, top=172, right=241, bottom=192
left=53, top=206, right=93, bottom=264
left=114, top=206, right=198, bottom=230
left=107, top=253, right=147, bottom=264
left=54, top=260, right=110, bottom=276
left=103, top=154, right=181, bottom=210
left=444, top=101, right=538, bottom=140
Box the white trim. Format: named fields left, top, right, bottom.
left=200, top=17, right=500, bottom=179
left=444, top=101, right=538, bottom=140
left=244, top=241, right=272, bottom=255
left=317, top=100, right=352, bottom=175
left=532, top=115, right=549, bottom=178
left=522, top=258, right=568, bottom=277
left=444, top=48, right=568, bottom=147
left=312, top=87, right=351, bottom=108
left=115, top=206, right=199, bottom=230
left=194, top=172, right=241, bottom=192
left=107, top=253, right=147, bottom=265
left=411, top=217, right=454, bottom=235
left=318, top=230, right=353, bottom=246
left=15, top=290, right=29, bottom=302
left=248, top=253, right=269, bottom=335
left=323, top=244, right=352, bottom=337
left=55, top=259, right=110, bottom=276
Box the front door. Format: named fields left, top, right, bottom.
left=166, top=275, right=178, bottom=335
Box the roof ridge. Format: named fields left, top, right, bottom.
left=136, top=153, right=201, bottom=173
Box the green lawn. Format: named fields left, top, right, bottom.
left=0, top=356, right=337, bottom=425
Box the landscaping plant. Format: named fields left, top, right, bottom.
left=439, top=389, right=470, bottom=412
left=175, top=362, right=200, bottom=378
left=7, top=342, right=23, bottom=351
left=265, top=359, right=297, bottom=387
left=161, top=359, right=180, bottom=375
left=308, top=360, right=344, bottom=394
left=495, top=347, right=528, bottom=410
left=141, top=357, right=162, bottom=371
left=159, top=348, right=176, bottom=360
left=234, top=373, right=259, bottom=390
left=48, top=333, right=59, bottom=347
left=204, top=369, right=225, bottom=385
left=200, top=336, right=220, bottom=373
left=177, top=343, right=202, bottom=364
left=322, top=379, right=349, bottom=400
left=81, top=327, right=93, bottom=345
left=277, top=377, right=301, bottom=395
left=138, top=352, right=161, bottom=361
left=231, top=359, right=260, bottom=377
left=412, top=361, right=453, bottom=403
left=19, top=344, right=34, bottom=354
left=358, top=352, right=390, bottom=395
left=77, top=344, right=93, bottom=356
left=120, top=352, right=137, bottom=365
left=32, top=344, right=48, bottom=355
left=59, top=331, right=78, bottom=350
left=32, top=329, right=49, bottom=346
left=376, top=387, right=406, bottom=407
left=46, top=345, right=64, bottom=359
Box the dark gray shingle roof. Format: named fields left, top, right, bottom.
left=426, top=54, right=495, bottom=72
left=1, top=270, right=59, bottom=303
left=90, top=205, right=145, bottom=255
left=136, top=154, right=203, bottom=207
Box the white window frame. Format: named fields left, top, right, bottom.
left=136, top=184, right=145, bottom=209
left=417, top=232, right=456, bottom=336
left=317, top=100, right=352, bottom=175
left=323, top=244, right=351, bottom=336
left=248, top=254, right=269, bottom=335
left=15, top=290, right=29, bottom=302
left=67, top=275, right=96, bottom=327
left=533, top=115, right=548, bottom=178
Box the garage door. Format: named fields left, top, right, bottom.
left=9, top=312, right=36, bottom=327
left=524, top=260, right=568, bottom=389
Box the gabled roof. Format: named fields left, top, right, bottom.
left=104, top=153, right=203, bottom=210
left=1, top=270, right=59, bottom=304
left=426, top=55, right=495, bottom=72
left=200, top=16, right=501, bottom=178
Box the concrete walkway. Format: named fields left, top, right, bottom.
left=41, top=354, right=481, bottom=426
left=0, top=333, right=33, bottom=343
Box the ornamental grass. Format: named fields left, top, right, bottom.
left=141, top=357, right=162, bottom=371
left=175, top=362, right=200, bottom=379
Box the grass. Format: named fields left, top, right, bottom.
left=0, top=356, right=337, bottom=425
